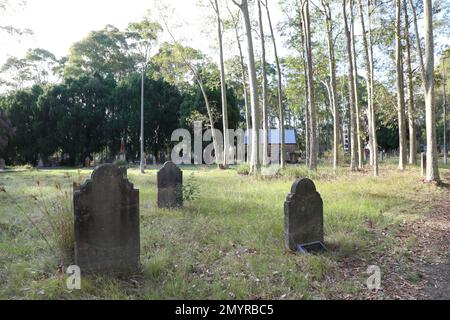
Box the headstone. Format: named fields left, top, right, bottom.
left=0, top=158, right=5, bottom=170
left=284, top=178, right=324, bottom=252
left=73, top=164, right=140, bottom=274
left=37, top=158, right=44, bottom=168
left=157, top=161, right=183, bottom=208
left=421, top=152, right=427, bottom=177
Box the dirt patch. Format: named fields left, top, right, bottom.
left=332, top=177, right=450, bottom=300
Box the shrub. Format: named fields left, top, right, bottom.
left=236, top=163, right=250, bottom=176
left=182, top=173, right=200, bottom=202
left=113, top=159, right=128, bottom=167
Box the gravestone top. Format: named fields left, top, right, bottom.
left=284, top=178, right=324, bottom=252
left=73, top=164, right=140, bottom=274
left=157, top=161, right=183, bottom=208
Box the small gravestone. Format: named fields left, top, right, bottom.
left=157, top=161, right=183, bottom=208
left=73, top=164, right=140, bottom=274
left=284, top=178, right=324, bottom=252
left=0, top=158, right=5, bottom=170
left=421, top=153, right=427, bottom=177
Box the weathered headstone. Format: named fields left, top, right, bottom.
left=421, top=152, right=427, bottom=177
left=157, top=161, right=183, bottom=208
left=73, top=164, right=140, bottom=274
left=0, top=158, right=5, bottom=170
left=284, top=178, right=324, bottom=252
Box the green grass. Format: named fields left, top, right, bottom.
left=0, top=162, right=447, bottom=300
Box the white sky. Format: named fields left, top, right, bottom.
left=0, top=0, right=287, bottom=65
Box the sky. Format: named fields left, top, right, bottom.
left=0, top=0, right=286, bottom=66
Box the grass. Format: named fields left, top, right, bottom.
left=0, top=161, right=447, bottom=300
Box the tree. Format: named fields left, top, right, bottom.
left=64, top=25, right=134, bottom=80
left=342, top=0, right=358, bottom=172
left=263, top=0, right=285, bottom=169
left=367, top=0, right=379, bottom=176
left=227, top=8, right=252, bottom=162
left=257, top=0, right=269, bottom=166
left=350, top=0, right=363, bottom=169
left=302, top=0, right=317, bottom=170
left=127, top=18, right=162, bottom=173
left=423, top=0, right=440, bottom=182
left=402, top=0, right=417, bottom=165
left=208, top=0, right=230, bottom=168
left=112, top=74, right=183, bottom=162
left=0, top=107, right=14, bottom=154
left=321, top=0, right=340, bottom=171
left=396, top=0, right=407, bottom=171
left=357, top=0, right=379, bottom=176
left=232, top=0, right=261, bottom=174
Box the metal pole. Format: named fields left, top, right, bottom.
left=140, top=65, right=145, bottom=173
left=443, top=56, right=448, bottom=165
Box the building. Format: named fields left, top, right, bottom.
left=245, top=129, right=300, bottom=164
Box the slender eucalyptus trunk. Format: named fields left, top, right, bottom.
left=424, top=0, right=440, bottom=182
left=396, top=0, right=407, bottom=170
left=213, top=0, right=230, bottom=168
left=402, top=0, right=416, bottom=165
left=367, top=0, right=378, bottom=176
left=350, top=0, right=363, bottom=169
left=234, top=19, right=252, bottom=163
left=343, top=0, right=358, bottom=172
left=322, top=0, right=339, bottom=171
left=357, top=0, right=373, bottom=169
left=265, top=0, right=285, bottom=169
left=258, top=0, right=269, bottom=166
left=300, top=7, right=310, bottom=164
left=302, top=0, right=317, bottom=170
left=234, top=0, right=261, bottom=174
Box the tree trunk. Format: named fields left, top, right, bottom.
left=350, top=0, right=363, bottom=169
left=302, top=0, right=317, bottom=170
left=233, top=16, right=252, bottom=163
left=299, top=7, right=310, bottom=165
left=342, top=0, right=358, bottom=172
left=357, top=0, right=374, bottom=173
left=424, top=0, right=440, bottom=182
left=265, top=0, right=285, bottom=169
left=258, top=0, right=269, bottom=166
left=322, top=0, right=339, bottom=171
left=402, top=0, right=416, bottom=165
left=214, top=0, right=230, bottom=168
left=367, top=0, right=379, bottom=176
left=396, top=0, right=407, bottom=171
left=408, top=0, right=426, bottom=85
left=234, top=0, right=261, bottom=174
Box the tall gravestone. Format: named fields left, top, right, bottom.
left=421, top=152, right=427, bottom=177
left=157, top=161, right=183, bottom=208
left=284, top=178, right=324, bottom=251
left=0, top=158, right=5, bottom=170
left=73, top=164, right=140, bottom=274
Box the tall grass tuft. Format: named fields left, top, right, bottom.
left=32, top=180, right=74, bottom=262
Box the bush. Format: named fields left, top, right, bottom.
left=113, top=159, right=128, bottom=167
left=182, top=173, right=200, bottom=202
left=236, top=163, right=250, bottom=176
